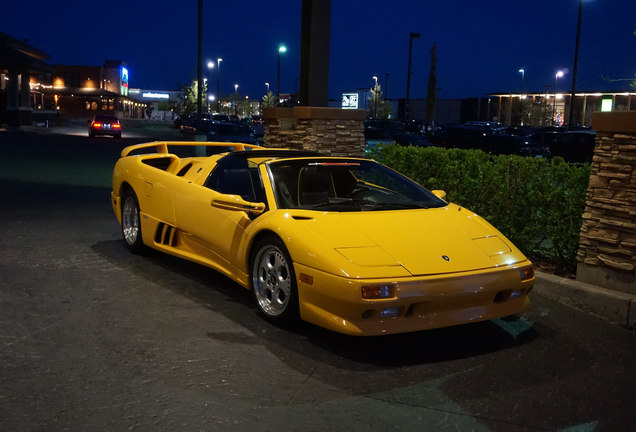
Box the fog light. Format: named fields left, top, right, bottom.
left=362, top=284, right=393, bottom=299
left=362, top=309, right=374, bottom=319
left=379, top=307, right=400, bottom=318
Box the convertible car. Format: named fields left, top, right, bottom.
left=111, top=142, right=534, bottom=336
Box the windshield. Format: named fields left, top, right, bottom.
left=267, top=158, right=447, bottom=211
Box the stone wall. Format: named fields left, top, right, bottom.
left=577, top=111, right=636, bottom=294
left=262, top=107, right=366, bottom=157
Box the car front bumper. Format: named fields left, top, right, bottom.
left=295, top=261, right=533, bottom=336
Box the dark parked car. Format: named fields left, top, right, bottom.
left=531, top=130, right=596, bottom=163
left=182, top=121, right=259, bottom=146
left=89, top=115, right=121, bottom=138
left=434, top=124, right=549, bottom=158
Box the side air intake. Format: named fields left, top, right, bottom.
left=155, top=223, right=178, bottom=247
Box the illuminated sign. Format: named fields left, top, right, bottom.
left=601, top=99, right=613, bottom=112
left=342, top=93, right=358, bottom=109
left=142, top=92, right=170, bottom=99
left=120, top=67, right=129, bottom=96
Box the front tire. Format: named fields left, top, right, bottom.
left=250, top=236, right=299, bottom=324
left=121, top=189, right=145, bottom=254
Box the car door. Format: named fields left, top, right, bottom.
left=173, top=155, right=265, bottom=274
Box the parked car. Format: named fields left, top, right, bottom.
left=434, top=124, right=550, bottom=158
left=212, top=114, right=231, bottom=122
left=89, top=115, right=121, bottom=138
left=202, top=121, right=258, bottom=146
left=532, top=130, right=596, bottom=163
left=111, top=143, right=534, bottom=336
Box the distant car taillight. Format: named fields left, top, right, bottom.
left=93, top=122, right=102, bottom=128
left=113, top=124, right=121, bottom=129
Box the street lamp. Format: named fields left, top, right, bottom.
left=405, top=32, right=420, bottom=120
left=518, top=68, right=525, bottom=125
left=265, top=82, right=270, bottom=93
left=372, top=76, right=378, bottom=118
left=207, top=61, right=214, bottom=110
left=277, top=44, right=287, bottom=101
left=234, top=83, right=239, bottom=93
left=554, top=70, right=564, bottom=125
left=216, top=57, right=222, bottom=112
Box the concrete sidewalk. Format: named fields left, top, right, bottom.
left=534, top=271, right=635, bottom=330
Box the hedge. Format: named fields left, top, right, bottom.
left=373, top=145, right=591, bottom=273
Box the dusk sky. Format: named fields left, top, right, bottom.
left=3, top=0, right=635, bottom=100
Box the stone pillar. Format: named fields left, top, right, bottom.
left=262, top=107, right=367, bottom=157
left=576, top=111, right=636, bottom=293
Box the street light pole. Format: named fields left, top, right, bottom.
left=518, top=69, right=525, bottom=96
left=372, top=75, right=378, bottom=118
left=568, top=0, right=583, bottom=129
left=196, top=0, right=203, bottom=135
left=554, top=70, right=564, bottom=125
left=207, top=61, right=214, bottom=112
left=405, top=32, right=420, bottom=120
left=518, top=68, right=525, bottom=125
left=277, top=44, right=287, bottom=102
left=216, top=57, right=222, bottom=113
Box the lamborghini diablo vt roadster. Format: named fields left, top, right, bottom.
left=111, top=141, right=534, bottom=336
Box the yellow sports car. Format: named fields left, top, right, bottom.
left=111, top=142, right=534, bottom=336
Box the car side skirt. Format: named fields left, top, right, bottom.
left=138, top=211, right=250, bottom=289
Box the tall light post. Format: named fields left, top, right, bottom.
left=568, top=0, right=583, bottom=129
left=206, top=60, right=214, bottom=111
left=234, top=83, right=239, bottom=115
left=372, top=75, right=378, bottom=118
left=405, top=32, right=420, bottom=120
left=265, top=82, right=270, bottom=94
left=216, top=57, right=222, bottom=112
left=519, top=68, right=525, bottom=125
left=554, top=70, right=564, bottom=125
left=277, top=44, right=287, bottom=101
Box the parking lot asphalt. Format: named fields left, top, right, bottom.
left=1, top=126, right=635, bottom=431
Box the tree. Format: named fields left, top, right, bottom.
left=262, top=91, right=277, bottom=109
left=367, top=83, right=392, bottom=120
left=181, top=80, right=208, bottom=115
left=426, top=43, right=438, bottom=124
left=526, top=98, right=553, bottom=127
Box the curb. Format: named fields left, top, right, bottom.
left=533, top=271, right=635, bottom=330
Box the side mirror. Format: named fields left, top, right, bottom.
left=211, top=194, right=266, bottom=216
left=432, top=190, right=447, bottom=200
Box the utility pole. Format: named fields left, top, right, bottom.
left=405, top=32, right=420, bottom=120
left=568, top=0, right=583, bottom=129
left=196, top=0, right=203, bottom=135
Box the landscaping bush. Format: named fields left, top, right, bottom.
left=373, top=145, right=591, bottom=274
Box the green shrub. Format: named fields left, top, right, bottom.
left=373, top=145, right=591, bottom=273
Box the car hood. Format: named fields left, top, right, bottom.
left=296, top=204, right=526, bottom=276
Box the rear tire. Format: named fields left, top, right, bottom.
left=121, top=189, right=145, bottom=254
left=250, top=235, right=299, bottom=325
